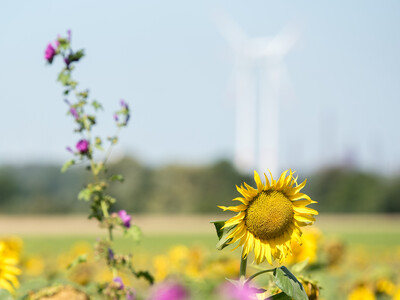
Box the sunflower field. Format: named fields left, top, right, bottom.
left=1, top=216, right=400, bottom=299
left=0, top=29, right=399, bottom=300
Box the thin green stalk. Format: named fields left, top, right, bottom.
left=108, top=226, right=113, bottom=241
left=239, top=247, right=248, bottom=278
left=246, top=268, right=275, bottom=282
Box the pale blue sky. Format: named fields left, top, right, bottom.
left=1, top=1, right=399, bottom=174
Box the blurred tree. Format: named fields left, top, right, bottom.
left=0, top=159, right=398, bottom=214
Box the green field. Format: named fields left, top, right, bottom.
left=3, top=215, right=400, bottom=300
left=21, top=230, right=400, bottom=257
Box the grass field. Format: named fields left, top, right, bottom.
left=8, top=213, right=398, bottom=250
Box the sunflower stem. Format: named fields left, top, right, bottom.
left=239, top=247, right=247, bottom=278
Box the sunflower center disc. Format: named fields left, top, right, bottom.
left=245, top=190, right=293, bottom=240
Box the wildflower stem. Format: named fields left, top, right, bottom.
left=108, top=226, right=113, bottom=241
left=246, top=268, right=275, bottom=282
left=239, top=247, right=247, bottom=278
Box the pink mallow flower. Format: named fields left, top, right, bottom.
left=118, top=210, right=131, bottom=228
left=219, top=281, right=261, bottom=300
left=76, top=139, right=89, bottom=154
left=44, top=43, right=56, bottom=62
left=149, top=282, right=189, bottom=300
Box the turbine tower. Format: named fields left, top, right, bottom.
left=216, top=13, right=299, bottom=175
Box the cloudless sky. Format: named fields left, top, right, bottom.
left=1, top=1, right=399, bottom=174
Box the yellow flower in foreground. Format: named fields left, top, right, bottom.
left=219, top=170, right=318, bottom=264
left=0, top=241, right=21, bottom=293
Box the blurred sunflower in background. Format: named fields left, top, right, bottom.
left=219, top=170, right=318, bottom=264
left=0, top=238, right=22, bottom=293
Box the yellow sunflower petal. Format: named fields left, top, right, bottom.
left=223, top=212, right=246, bottom=228
left=254, top=171, right=264, bottom=192
left=275, top=170, right=288, bottom=190
left=218, top=205, right=247, bottom=212
left=294, top=214, right=316, bottom=223
left=291, top=200, right=316, bottom=207
left=288, top=179, right=307, bottom=195
left=0, top=278, right=14, bottom=293
left=238, top=185, right=253, bottom=199
left=232, top=197, right=248, bottom=205
left=288, top=192, right=313, bottom=201
left=229, top=223, right=247, bottom=244
left=243, top=233, right=255, bottom=258
left=268, top=169, right=276, bottom=185
left=283, top=170, right=294, bottom=188
left=2, top=273, right=19, bottom=288
left=263, top=173, right=271, bottom=189
left=263, top=242, right=273, bottom=264
left=244, top=182, right=258, bottom=197
left=254, top=238, right=262, bottom=263
left=293, top=206, right=319, bottom=215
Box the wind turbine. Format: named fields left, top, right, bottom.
left=216, top=13, right=300, bottom=175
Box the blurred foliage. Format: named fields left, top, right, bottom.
left=0, top=157, right=399, bottom=214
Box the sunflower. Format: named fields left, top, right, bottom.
left=219, top=170, right=318, bottom=264
left=0, top=241, right=21, bottom=293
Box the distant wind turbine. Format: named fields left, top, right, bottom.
left=215, top=12, right=300, bottom=175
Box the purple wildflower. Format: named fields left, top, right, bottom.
left=76, top=139, right=89, bottom=154
left=67, top=29, right=72, bottom=41
left=118, top=210, right=131, bottom=228
left=150, top=282, right=189, bottom=300
left=113, top=277, right=124, bottom=290
left=44, top=43, right=56, bottom=62
left=120, top=99, right=129, bottom=109
left=64, top=56, right=71, bottom=67
left=114, top=113, right=119, bottom=122
left=70, top=107, right=79, bottom=119
left=108, top=248, right=114, bottom=261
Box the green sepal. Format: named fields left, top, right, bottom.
left=109, top=174, right=124, bottom=182
left=61, top=159, right=75, bottom=173
left=210, top=220, right=236, bottom=250
left=266, top=292, right=292, bottom=300
left=273, top=266, right=309, bottom=300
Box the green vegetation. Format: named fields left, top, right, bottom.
left=1, top=157, right=399, bottom=214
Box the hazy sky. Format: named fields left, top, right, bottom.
left=1, top=1, right=399, bottom=174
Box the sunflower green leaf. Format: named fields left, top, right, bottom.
left=211, top=220, right=235, bottom=250
left=266, top=292, right=292, bottom=299
left=273, top=266, right=309, bottom=300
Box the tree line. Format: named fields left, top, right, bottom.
left=0, top=157, right=399, bottom=214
